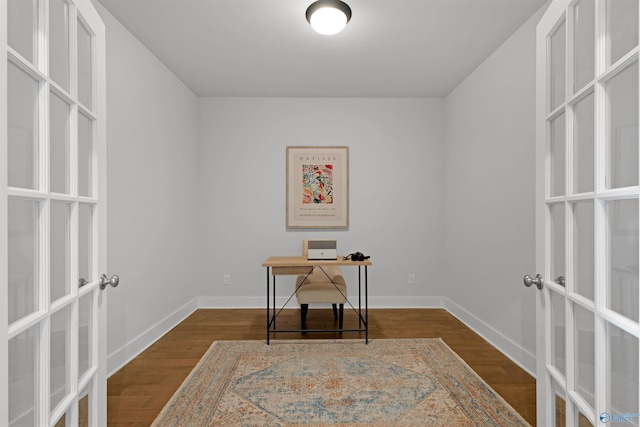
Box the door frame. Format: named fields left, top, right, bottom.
left=535, top=2, right=567, bottom=425
left=1, top=0, right=9, bottom=422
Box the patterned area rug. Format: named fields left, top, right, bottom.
left=152, top=339, right=530, bottom=426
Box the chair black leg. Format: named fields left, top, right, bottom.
left=301, top=304, right=308, bottom=334
left=339, top=304, right=344, bottom=334
left=332, top=304, right=338, bottom=320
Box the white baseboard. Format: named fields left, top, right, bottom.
left=442, top=297, right=536, bottom=376
left=107, top=295, right=535, bottom=378
left=107, top=299, right=198, bottom=377
left=197, top=295, right=444, bottom=309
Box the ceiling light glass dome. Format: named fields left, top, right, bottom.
left=306, top=0, right=352, bottom=35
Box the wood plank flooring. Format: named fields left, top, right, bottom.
left=107, top=309, right=536, bottom=426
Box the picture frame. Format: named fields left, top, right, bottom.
left=286, top=146, right=349, bottom=229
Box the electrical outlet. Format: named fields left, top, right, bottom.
left=408, top=274, right=415, bottom=285
left=224, top=274, right=231, bottom=285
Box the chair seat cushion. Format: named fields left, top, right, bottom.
left=296, top=282, right=347, bottom=304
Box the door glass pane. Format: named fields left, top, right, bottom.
left=574, top=305, right=595, bottom=410
left=573, top=93, right=594, bottom=194
left=50, top=92, right=70, bottom=194
left=77, top=18, right=93, bottom=109
left=551, top=203, right=566, bottom=285
left=577, top=411, right=594, bottom=426
left=607, top=199, right=639, bottom=322
left=551, top=290, right=566, bottom=376
left=573, top=0, right=595, bottom=92
left=8, top=62, right=39, bottom=190
left=50, top=0, right=70, bottom=91
left=50, top=202, right=70, bottom=303
left=8, top=199, right=39, bottom=324
left=9, top=324, right=39, bottom=427
left=606, top=62, right=639, bottom=189
left=607, top=322, right=639, bottom=420
left=553, top=376, right=567, bottom=426
left=53, top=413, right=65, bottom=427
left=551, top=114, right=566, bottom=197
left=550, top=20, right=566, bottom=111
left=79, top=204, right=93, bottom=284
left=51, top=306, right=70, bottom=412
left=79, top=293, right=92, bottom=378
left=78, top=113, right=93, bottom=197
left=8, top=0, right=37, bottom=64
left=607, top=0, right=639, bottom=66
left=573, top=201, right=594, bottom=301
left=79, top=383, right=91, bottom=427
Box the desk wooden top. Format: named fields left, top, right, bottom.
left=262, top=255, right=372, bottom=268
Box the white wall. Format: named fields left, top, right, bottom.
left=93, top=3, right=201, bottom=374
left=443, top=5, right=547, bottom=370
left=196, top=98, right=446, bottom=308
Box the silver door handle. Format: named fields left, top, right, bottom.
left=99, top=274, right=119, bottom=290
left=523, top=274, right=544, bottom=290
left=555, top=276, right=565, bottom=287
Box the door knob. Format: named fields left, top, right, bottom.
left=99, top=274, right=119, bottom=290
left=555, top=276, right=565, bottom=287
left=523, top=274, right=544, bottom=290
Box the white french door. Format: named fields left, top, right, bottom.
left=1, top=0, right=108, bottom=425
left=533, top=0, right=639, bottom=425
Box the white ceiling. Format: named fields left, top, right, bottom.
left=96, top=0, right=547, bottom=98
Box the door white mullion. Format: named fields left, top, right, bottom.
left=70, top=1, right=78, bottom=108
left=40, top=315, right=50, bottom=426
left=593, top=0, right=608, bottom=419
left=594, top=312, right=607, bottom=425
left=69, top=299, right=80, bottom=427
left=40, top=200, right=52, bottom=427
left=637, top=6, right=640, bottom=417
left=8, top=47, right=48, bottom=84
left=603, top=49, right=639, bottom=83
left=637, top=0, right=640, bottom=415
left=600, top=307, right=640, bottom=337
left=70, top=0, right=79, bottom=201
left=565, top=211, right=576, bottom=427
left=70, top=104, right=79, bottom=200
left=91, top=288, right=100, bottom=426
left=6, top=188, right=49, bottom=200
left=567, top=289, right=595, bottom=311
left=595, top=187, right=640, bottom=201
left=568, top=387, right=595, bottom=423
left=40, top=2, right=53, bottom=424
left=537, top=3, right=555, bottom=423
left=0, top=0, right=8, bottom=423
left=563, top=9, right=573, bottom=423
left=564, top=18, right=576, bottom=410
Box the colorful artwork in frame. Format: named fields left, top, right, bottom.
left=287, top=146, right=349, bottom=228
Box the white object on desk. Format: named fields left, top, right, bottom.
left=307, top=239, right=337, bottom=260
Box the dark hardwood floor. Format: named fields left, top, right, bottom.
left=107, top=308, right=536, bottom=426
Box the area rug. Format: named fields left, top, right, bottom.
left=152, top=339, right=530, bottom=426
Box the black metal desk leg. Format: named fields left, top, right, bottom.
left=358, top=267, right=362, bottom=328
left=365, top=265, right=368, bottom=344
left=266, top=267, right=270, bottom=345
left=273, top=276, right=276, bottom=329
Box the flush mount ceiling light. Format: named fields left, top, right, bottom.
left=306, top=0, right=352, bottom=35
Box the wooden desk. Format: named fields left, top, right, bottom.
left=262, top=256, right=372, bottom=344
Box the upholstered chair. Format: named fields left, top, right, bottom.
left=295, top=241, right=347, bottom=331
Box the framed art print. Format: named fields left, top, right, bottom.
left=286, top=146, right=349, bottom=228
